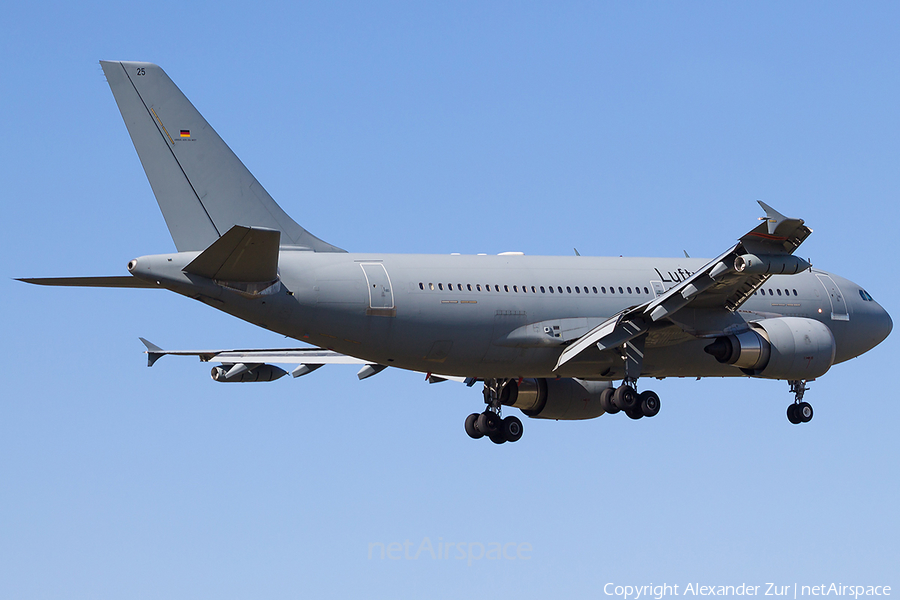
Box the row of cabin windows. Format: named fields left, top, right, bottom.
left=755, top=288, right=798, bottom=297
left=417, top=282, right=801, bottom=298
left=418, top=282, right=652, bottom=295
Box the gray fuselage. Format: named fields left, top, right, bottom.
left=132, top=251, right=892, bottom=380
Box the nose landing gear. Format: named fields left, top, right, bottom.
left=786, top=380, right=814, bottom=424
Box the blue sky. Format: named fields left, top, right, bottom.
left=2, top=2, right=898, bottom=598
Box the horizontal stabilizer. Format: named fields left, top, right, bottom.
left=184, top=225, right=280, bottom=282
left=17, top=276, right=158, bottom=288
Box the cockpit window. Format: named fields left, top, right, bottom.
left=859, top=289, right=875, bottom=302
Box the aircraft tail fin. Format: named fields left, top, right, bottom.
left=100, top=61, right=344, bottom=253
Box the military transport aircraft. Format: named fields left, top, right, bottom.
left=20, top=61, right=892, bottom=444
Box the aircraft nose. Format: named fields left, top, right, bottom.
left=861, top=299, right=893, bottom=351
left=874, top=303, right=893, bottom=345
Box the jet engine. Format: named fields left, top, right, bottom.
left=499, top=378, right=611, bottom=420
left=211, top=364, right=287, bottom=382
left=704, top=317, right=835, bottom=379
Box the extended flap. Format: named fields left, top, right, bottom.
left=184, top=225, right=280, bottom=282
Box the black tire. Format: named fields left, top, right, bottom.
left=798, top=401, right=813, bottom=423
left=476, top=411, right=500, bottom=435
left=465, top=413, right=483, bottom=439
left=639, top=390, right=661, bottom=417
left=625, top=408, right=643, bottom=420
left=501, top=416, right=523, bottom=442
left=489, top=432, right=507, bottom=444
left=613, top=385, right=638, bottom=411
left=600, top=387, right=619, bottom=414
left=787, top=404, right=801, bottom=424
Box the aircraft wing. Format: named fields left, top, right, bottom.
left=555, top=202, right=812, bottom=370
left=139, top=339, right=467, bottom=383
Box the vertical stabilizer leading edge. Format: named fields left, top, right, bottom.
left=100, top=60, right=344, bottom=253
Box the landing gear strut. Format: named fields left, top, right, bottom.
left=599, top=379, right=662, bottom=420
left=786, top=380, right=814, bottom=424
left=464, top=379, right=523, bottom=444
left=598, top=335, right=662, bottom=421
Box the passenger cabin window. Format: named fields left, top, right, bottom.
left=419, top=283, right=424, bottom=290
left=429, top=283, right=434, bottom=290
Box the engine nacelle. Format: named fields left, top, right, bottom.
left=733, top=253, right=810, bottom=275
left=705, top=317, right=835, bottom=380
left=211, top=364, right=287, bottom=382
left=500, top=378, right=611, bottom=420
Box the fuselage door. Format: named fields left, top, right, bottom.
left=360, top=263, right=394, bottom=309
left=815, top=274, right=850, bottom=321
left=651, top=281, right=665, bottom=298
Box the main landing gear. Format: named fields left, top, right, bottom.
left=465, top=379, right=523, bottom=444
left=598, top=380, right=661, bottom=420
left=600, top=336, right=661, bottom=421
left=786, top=379, right=814, bottom=424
